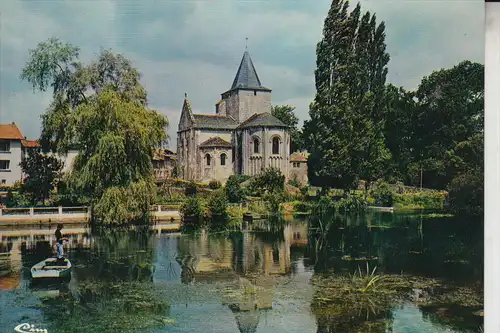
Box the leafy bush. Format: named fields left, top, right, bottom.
left=311, top=195, right=336, bottom=215
left=288, top=177, right=300, bottom=188
left=180, top=196, right=203, bottom=231
left=335, top=194, right=367, bottom=213
left=290, top=200, right=313, bottom=213
left=208, top=180, right=222, bottom=190
left=225, top=175, right=247, bottom=203
left=206, top=189, right=230, bottom=229
left=185, top=181, right=197, bottom=196
left=250, top=167, right=285, bottom=194
left=3, top=191, right=33, bottom=208
left=262, top=190, right=285, bottom=214
left=448, top=172, right=483, bottom=216
left=371, top=179, right=395, bottom=207
left=393, top=190, right=447, bottom=210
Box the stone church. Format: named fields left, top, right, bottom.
left=177, top=50, right=291, bottom=184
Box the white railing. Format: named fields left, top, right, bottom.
left=0, top=204, right=181, bottom=217
left=0, top=206, right=89, bottom=217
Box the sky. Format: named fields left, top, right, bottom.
left=0, top=0, right=484, bottom=148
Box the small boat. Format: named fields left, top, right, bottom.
left=31, top=257, right=72, bottom=279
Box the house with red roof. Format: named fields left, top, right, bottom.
left=0, top=122, right=27, bottom=186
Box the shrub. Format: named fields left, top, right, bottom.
left=206, top=189, right=230, bottom=229
left=448, top=172, right=483, bottom=216
left=225, top=175, right=246, bottom=203
left=250, top=167, right=285, bottom=194
left=180, top=196, right=203, bottom=231
left=208, top=180, right=222, bottom=190
left=263, top=190, right=285, bottom=214
left=185, top=181, right=197, bottom=196
left=291, top=200, right=312, bottom=213
left=393, top=190, right=447, bottom=210
left=371, top=179, right=395, bottom=207
left=288, top=177, right=300, bottom=188
left=335, top=194, right=367, bottom=213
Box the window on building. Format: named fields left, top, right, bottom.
left=205, top=154, right=211, bottom=166
left=0, top=160, right=10, bottom=170
left=220, top=153, right=227, bottom=166
left=254, top=90, right=257, bottom=96
left=0, top=141, right=10, bottom=152
left=253, top=138, right=260, bottom=154
left=1, top=179, right=5, bottom=185
left=272, top=137, right=280, bottom=154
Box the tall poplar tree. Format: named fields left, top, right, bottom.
left=304, top=0, right=391, bottom=191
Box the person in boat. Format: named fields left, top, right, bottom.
left=55, top=224, right=68, bottom=263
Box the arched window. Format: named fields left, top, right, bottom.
left=205, top=153, right=211, bottom=166
left=253, top=138, right=260, bottom=154
left=220, top=153, right=227, bottom=166
left=272, top=137, right=280, bottom=154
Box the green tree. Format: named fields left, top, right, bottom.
left=20, top=148, right=63, bottom=205
left=271, top=104, right=303, bottom=153
left=21, top=38, right=168, bottom=225
left=206, top=189, right=229, bottom=229
left=409, top=61, right=483, bottom=189
left=250, top=167, right=285, bottom=193
left=303, top=0, right=391, bottom=191
left=225, top=174, right=248, bottom=203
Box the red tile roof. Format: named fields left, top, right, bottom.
left=21, top=139, right=40, bottom=148
left=290, top=152, right=308, bottom=162
left=0, top=122, right=24, bottom=140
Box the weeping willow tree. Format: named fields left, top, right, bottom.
left=21, top=38, right=168, bottom=225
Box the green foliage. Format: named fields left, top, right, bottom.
left=21, top=38, right=167, bottom=226
left=288, top=177, right=300, bottom=188
left=304, top=0, right=391, bottom=191
left=208, top=180, right=222, bottom=190
left=371, top=179, right=395, bottom=207
left=393, top=190, right=447, bottom=210
left=335, top=194, right=368, bottom=213
left=206, top=189, right=230, bottom=229
left=3, top=191, right=33, bottom=208
left=262, top=190, right=286, bottom=214
left=383, top=61, right=483, bottom=190
left=20, top=148, right=63, bottom=205
left=250, top=167, right=285, bottom=194
left=93, top=179, right=155, bottom=225
left=185, top=181, right=198, bottom=196
left=271, top=104, right=304, bottom=153
left=225, top=175, right=248, bottom=203
left=290, top=200, right=313, bottom=213
left=180, top=196, right=203, bottom=231
left=448, top=172, right=483, bottom=217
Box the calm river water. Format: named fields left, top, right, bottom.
left=0, top=211, right=483, bottom=333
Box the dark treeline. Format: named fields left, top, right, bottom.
left=301, top=0, right=483, bottom=214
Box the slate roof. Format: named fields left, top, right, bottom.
left=231, top=51, right=271, bottom=91
left=237, top=112, right=288, bottom=129
left=0, top=122, right=24, bottom=140
left=193, top=114, right=238, bottom=130
left=199, top=137, right=233, bottom=148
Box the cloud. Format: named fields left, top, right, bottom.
left=0, top=0, right=484, bottom=148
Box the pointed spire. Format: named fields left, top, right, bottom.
left=182, top=93, right=192, bottom=115
left=231, top=50, right=269, bottom=91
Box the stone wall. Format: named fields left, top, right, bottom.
left=289, top=161, right=308, bottom=187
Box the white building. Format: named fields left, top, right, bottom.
left=0, top=122, right=77, bottom=187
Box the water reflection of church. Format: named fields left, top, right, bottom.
left=176, top=223, right=308, bottom=280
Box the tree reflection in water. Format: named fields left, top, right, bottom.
left=306, top=211, right=483, bottom=333
left=29, top=228, right=171, bottom=333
